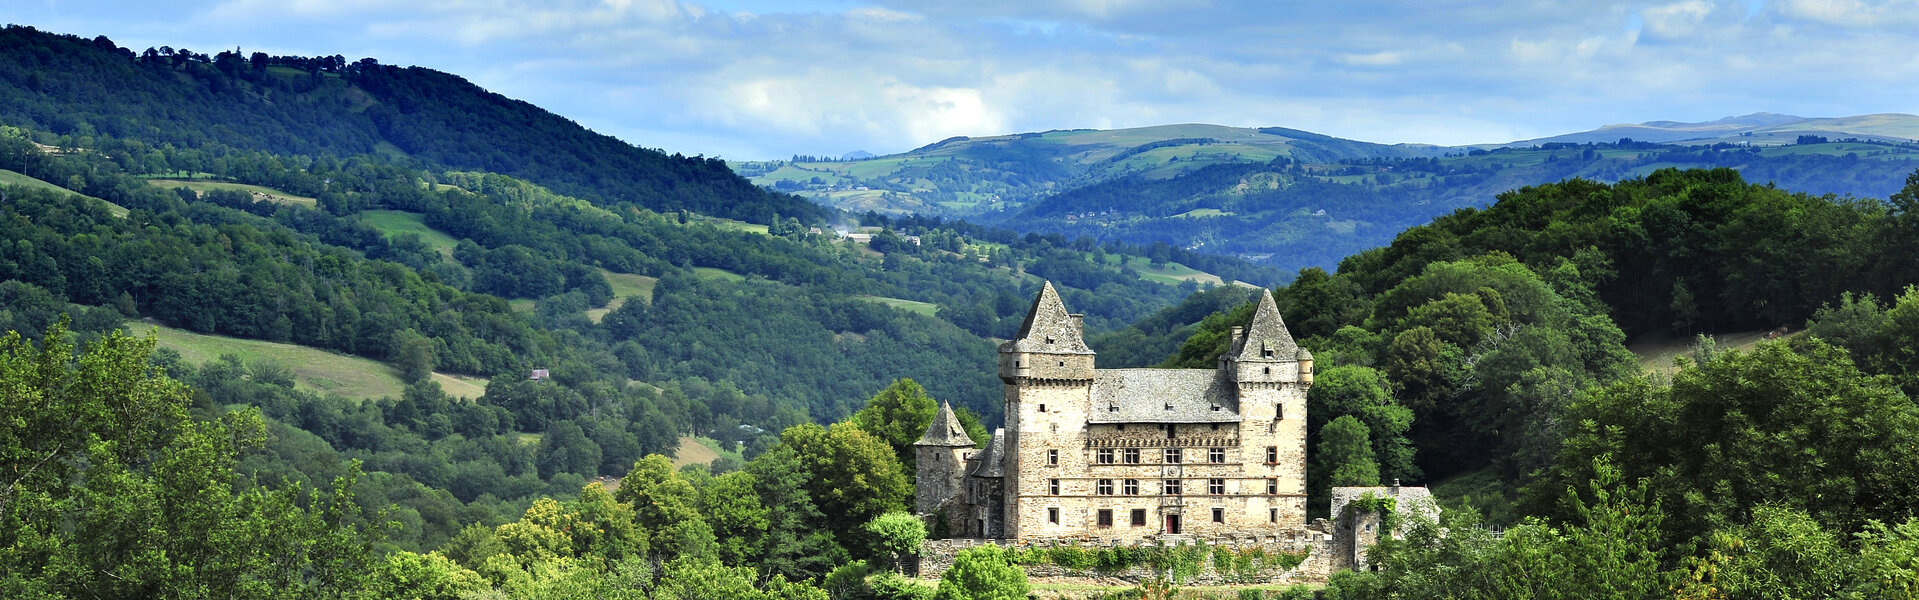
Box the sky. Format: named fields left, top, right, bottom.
left=6, top=0, right=1918, bottom=160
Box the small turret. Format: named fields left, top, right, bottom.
left=998, top=281, right=1095, bottom=382
left=1223, top=290, right=1301, bottom=384
left=914, top=401, right=977, bottom=516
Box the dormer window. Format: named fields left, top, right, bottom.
left=1045, top=336, right=1055, bottom=344
left=1164, top=403, right=1174, bottom=411
left=1108, top=403, right=1119, bottom=413
left=1263, top=349, right=1275, bottom=358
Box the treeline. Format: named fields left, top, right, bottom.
left=1154, top=168, right=1919, bottom=596
left=4, top=325, right=1005, bottom=599
left=0, top=25, right=823, bottom=224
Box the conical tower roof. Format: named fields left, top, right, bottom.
left=915, top=401, right=975, bottom=447
left=1000, top=281, right=1092, bottom=354
left=1231, top=290, right=1298, bottom=362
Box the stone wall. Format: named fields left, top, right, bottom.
left=916, top=532, right=1339, bottom=585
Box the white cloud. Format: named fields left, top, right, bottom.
left=1640, top=0, right=1715, bottom=38
left=14, top=0, right=1919, bottom=158
left=1776, top=0, right=1919, bottom=28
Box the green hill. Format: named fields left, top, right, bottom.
left=732, top=123, right=1446, bottom=216
left=0, top=25, right=822, bottom=225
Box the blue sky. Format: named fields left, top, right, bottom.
left=6, top=0, right=1917, bottom=159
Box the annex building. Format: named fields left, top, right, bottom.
left=915, top=282, right=1314, bottom=543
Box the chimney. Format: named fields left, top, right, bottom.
left=1069, top=314, right=1085, bottom=334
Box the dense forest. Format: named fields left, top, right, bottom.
left=0, top=25, right=822, bottom=224
left=1139, top=167, right=1919, bottom=597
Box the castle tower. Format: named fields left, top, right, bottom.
left=914, top=401, right=977, bottom=520
left=997, top=281, right=1094, bottom=541
left=1221, top=290, right=1314, bottom=528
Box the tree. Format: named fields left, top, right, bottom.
left=933, top=545, right=1028, bottom=600
left=615, top=454, right=714, bottom=562
left=1316, top=416, right=1380, bottom=488
left=779, top=423, right=911, bottom=547
left=391, top=328, right=437, bottom=384
left=0, top=323, right=388, bottom=598
left=1536, top=339, right=1919, bottom=545
left=862, top=512, right=926, bottom=572
left=852, top=378, right=940, bottom=470
left=700, top=471, right=769, bottom=567
left=535, top=420, right=603, bottom=479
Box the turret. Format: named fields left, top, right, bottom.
left=914, top=401, right=977, bottom=516
left=997, top=281, right=1095, bottom=383
left=1221, top=290, right=1304, bottom=384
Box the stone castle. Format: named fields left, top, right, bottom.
left=915, top=281, right=1314, bottom=543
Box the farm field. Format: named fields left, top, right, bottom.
left=122, top=320, right=489, bottom=399
left=855, top=295, right=939, bottom=316
left=1, top=168, right=126, bottom=216
left=146, top=178, right=317, bottom=206
left=360, top=209, right=462, bottom=254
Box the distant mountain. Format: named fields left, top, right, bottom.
left=1506, top=112, right=1919, bottom=146
left=730, top=123, right=1448, bottom=216
left=840, top=150, right=875, bottom=160
left=1006, top=136, right=1919, bottom=275
left=0, top=25, right=824, bottom=224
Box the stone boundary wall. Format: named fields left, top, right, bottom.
left=916, top=533, right=1338, bottom=585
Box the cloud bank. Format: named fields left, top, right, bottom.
left=10, top=0, right=1919, bottom=158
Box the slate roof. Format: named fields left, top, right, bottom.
left=1230, top=290, right=1298, bottom=363
left=999, top=281, right=1093, bottom=355
left=1086, top=369, right=1242, bottom=424
left=970, top=428, right=1010, bottom=477
left=915, top=401, right=976, bottom=447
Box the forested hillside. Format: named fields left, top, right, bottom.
left=0, top=28, right=1292, bottom=589
left=1157, top=167, right=1919, bottom=597
left=1012, top=138, right=1919, bottom=275
left=0, top=25, right=821, bottom=224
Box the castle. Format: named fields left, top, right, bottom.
left=915, top=282, right=1313, bottom=543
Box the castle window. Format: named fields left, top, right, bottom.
left=1048, top=507, right=1059, bottom=524
left=1097, top=479, right=1114, bottom=495
left=1097, top=509, right=1113, bottom=528
left=1267, top=478, right=1278, bottom=495
left=1165, top=424, right=1176, bottom=438
left=1123, top=448, right=1141, bottom=464
left=1270, top=508, right=1279, bottom=523
left=1097, top=448, right=1115, bottom=464
left=1131, top=509, right=1147, bottom=526
left=1058, top=361, right=1065, bottom=367
left=1277, top=402, right=1285, bottom=420
left=1050, top=479, right=1060, bottom=495
left=1038, top=403, right=1046, bottom=412
left=1263, top=348, right=1275, bottom=358
left=1045, top=337, right=1055, bottom=344
left=1109, top=403, right=1119, bottom=413
left=1266, top=446, right=1278, bottom=464
left=1123, top=479, right=1139, bottom=495
left=1264, top=366, right=1271, bottom=374
left=1164, top=448, right=1182, bottom=464
left=1047, top=449, right=1059, bottom=465
left=1208, top=479, right=1225, bottom=495
left=1209, top=448, right=1225, bottom=463
left=1212, top=507, right=1225, bottom=523
left=1164, top=479, right=1182, bottom=495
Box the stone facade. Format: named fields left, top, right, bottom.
left=917, top=282, right=1315, bottom=545
left=1327, top=484, right=1439, bottom=572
